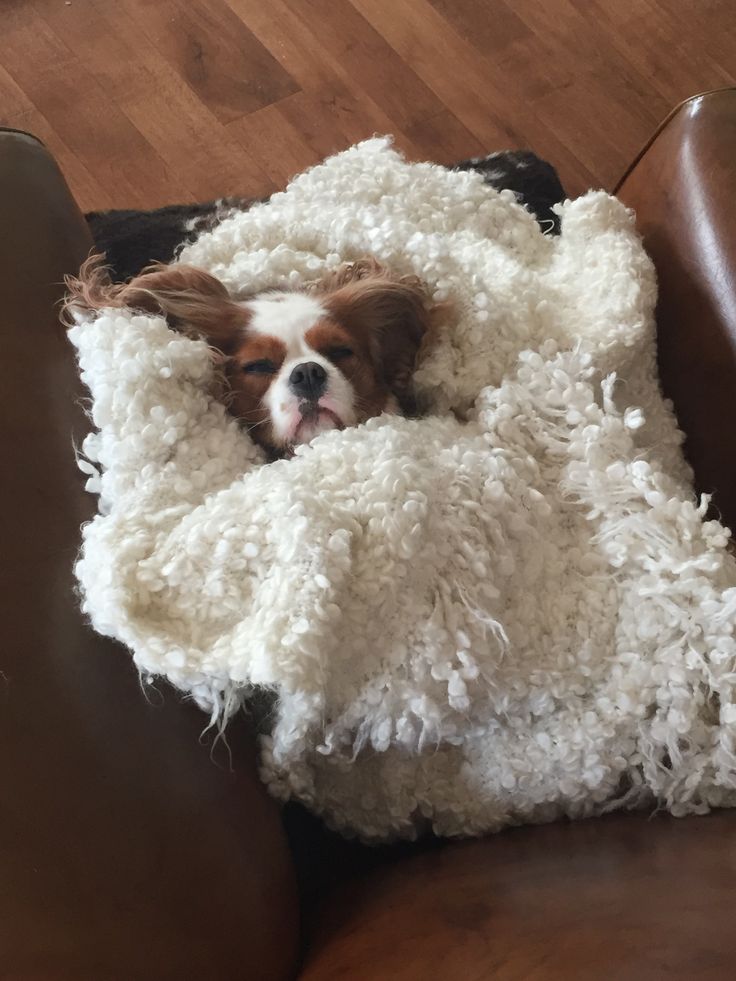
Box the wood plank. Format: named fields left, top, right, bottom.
left=0, top=61, right=35, bottom=123
left=430, top=0, right=532, bottom=54
left=3, top=0, right=736, bottom=211
left=34, top=0, right=275, bottom=204
left=2, top=3, right=180, bottom=209
left=349, top=0, right=598, bottom=193
left=225, top=103, right=319, bottom=190
left=122, top=0, right=299, bottom=124
left=228, top=0, right=432, bottom=163
left=282, top=0, right=444, bottom=131
left=227, top=0, right=414, bottom=146
left=403, top=109, right=487, bottom=166
left=502, top=0, right=730, bottom=188
left=349, top=0, right=523, bottom=148
left=509, top=2, right=670, bottom=124
left=582, top=0, right=735, bottom=103
left=273, top=90, right=356, bottom=165
left=227, top=0, right=417, bottom=174
left=227, top=0, right=343, bottom=94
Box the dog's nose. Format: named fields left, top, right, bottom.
left=289, top=361, right=327, bottom=399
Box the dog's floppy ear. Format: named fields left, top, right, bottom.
left=319, top=259, right=432, bottom=410
left=117, top=263, right=246, bottom=352
left=64, top=253, right=245, bottom=353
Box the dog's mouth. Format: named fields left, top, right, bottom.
left=293, top=402, right=345, bottom=442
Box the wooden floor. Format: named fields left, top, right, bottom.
left=2, top=0, right=735, bottom=212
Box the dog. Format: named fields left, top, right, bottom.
left=65, top=255, right=435, bottom=456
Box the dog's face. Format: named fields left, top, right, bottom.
left=66, top=257, right=432, bottom=455
left=227, top=291, right=386, bottom=450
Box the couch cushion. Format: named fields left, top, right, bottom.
left=302, top=810, right=736, bottom=980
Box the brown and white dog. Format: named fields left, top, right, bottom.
left=65, top=256, right=435, bottom=456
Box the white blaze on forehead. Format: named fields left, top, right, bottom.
left=244, top=292, right=326, bottom=358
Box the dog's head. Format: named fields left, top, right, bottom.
left=65, top=256, right=433, bottom=455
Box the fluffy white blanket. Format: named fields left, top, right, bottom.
left=70, top=139, right=736, bottom=841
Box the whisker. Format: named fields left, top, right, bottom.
left=244, top=418, right=269, bottom=432
left=237, top=409, right=267, bottom=419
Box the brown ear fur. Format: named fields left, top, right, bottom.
left=63, top=252, right=245, bottom=353
left=317, top=259, right=434, bottom=410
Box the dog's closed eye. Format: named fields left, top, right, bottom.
left=242, top=359, right=278, bottom=374
left=325, top=346, right=354, bottom=361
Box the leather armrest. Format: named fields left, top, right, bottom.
left=0, top=129, right=298, bottom=980
left=616, top=88, right=736, bottom=530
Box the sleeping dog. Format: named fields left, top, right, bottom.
left=65, top=256, right=435, bottom=456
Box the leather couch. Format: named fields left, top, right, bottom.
left=2, top=89, right=735, bottom=980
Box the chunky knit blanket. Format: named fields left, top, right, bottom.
left=69, top=139, right=736, bottom=842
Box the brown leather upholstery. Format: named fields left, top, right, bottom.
left=303, top=811, right=736, bottom=980
left=0, top=130, right=298, bottom=981
left=616, top=88, right=736, bottom=531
